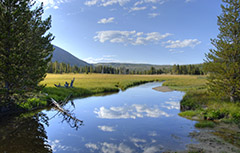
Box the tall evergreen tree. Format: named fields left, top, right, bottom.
left=0, top=0, right=54, bottom=105
left=204, top=0, right=240, bottom=102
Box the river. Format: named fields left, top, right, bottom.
left=0, top=82, right=199, bottom=153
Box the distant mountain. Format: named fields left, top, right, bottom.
left=52, top=45, right=90, bottom=67
left=94, top=63, right=172, bottom=71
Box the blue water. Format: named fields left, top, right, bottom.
left=42, top=82, right=198, bottom=153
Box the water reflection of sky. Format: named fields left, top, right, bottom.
left=42, top=82, right=198, bottom=153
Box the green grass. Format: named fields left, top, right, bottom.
left=40, top=74, right=198, bottom=101
left=195, top=121, right=216, bottom=128
left=17, top=97, right=48, bottom=111
left=179, top=110, right=200, bottom=118
left=40, top=73, right=240, bottom=125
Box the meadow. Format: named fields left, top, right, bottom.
left=41, top=73, right=205, bottom=100
left=41, top=73, right=240, bottom=126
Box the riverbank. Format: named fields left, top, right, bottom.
left=152, top=76, right=240, bottom=152
left=1, top=74, right=189, bottom=116
left=185, top=123, right=240, bottom=153
left=41, top=74, right=200, bottom=101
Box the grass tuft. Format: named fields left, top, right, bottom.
left=195, top=121, right=215, bottom=128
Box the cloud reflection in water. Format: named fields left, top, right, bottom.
left=85, top=142, right=134, bottom=153
left=94, top=104, right=170, bottom=119
left=98, top=125, right=115, bottom=132
left=85, top=138, right=164, bottom=153
left=162, top=101, right=180, bottom=110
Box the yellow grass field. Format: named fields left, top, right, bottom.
left=41, top=73, right=207, bottom=91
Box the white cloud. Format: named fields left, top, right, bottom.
left=148, top=13, right=160, bottom=18
left=163, top=39, right=201, bottom=48
left=103, top=0, right=130, bottom=6
left=94, top=31, right=171, bottom=45
left=98, top=17, right=115, bottom=24
left=83, top=55, right=119, bottom=63
left=134, top=1, right=144, bottom=6
left=94, top=104, right=170, bottom=119
left=84, top=0, right=167, bottom=7
left=152, top=6, right=157, bottom=9
left=36, top=0, right=70, bottom=9
left=84, top=0, right=99, bottom=6
left=130, top=6, right=147, bottom=11
left=84, top=0, right=130, bottom=7
left=144, top=0, right=166, bottom=4
left=98, top=125, right=115, bottom=132
left=169, top=49, right=185, bottom=53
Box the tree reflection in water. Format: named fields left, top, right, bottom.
left=0, top=112, right=52, bottom=153
left=0, top=107, right=83, bottom=153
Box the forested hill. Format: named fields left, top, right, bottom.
left=94, top=63, right=172, bottom=71
left=52, top=45, right=90, bottom=67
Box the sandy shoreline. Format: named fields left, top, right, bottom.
left=152, top=86, right=173, bottom=92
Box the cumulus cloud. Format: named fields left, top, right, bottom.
left=98, top=125, right=115, bottom=132
left=148, top=13, right=160, bottom=18
left=36, top=0, right=70, bottom=9
left=98, top=17, right=115, bottom=24
left=94, top=104, right=170, bottom=119
left=163, top=39, right=201, bottom=48
left=94, top=30, right=171, bottom=45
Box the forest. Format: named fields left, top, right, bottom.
left=47, top=61, right=204, bottom=75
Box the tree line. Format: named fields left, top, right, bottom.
left=172, top=64, right=204, bottom=75
left=47, top=61, right=204, bottom=75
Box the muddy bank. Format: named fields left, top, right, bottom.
left=174, top=123, right=240, bottom=153
left=152, top=86, right=173, bottom=92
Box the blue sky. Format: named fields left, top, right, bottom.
left=37, top=0, right=222, bottom=65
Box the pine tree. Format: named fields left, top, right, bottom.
left=204, top=0, right=240, bottom=102
left=0, top=0, right=54, bottom=105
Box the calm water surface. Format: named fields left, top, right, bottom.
left=0, top=82, right=199, bottom=153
